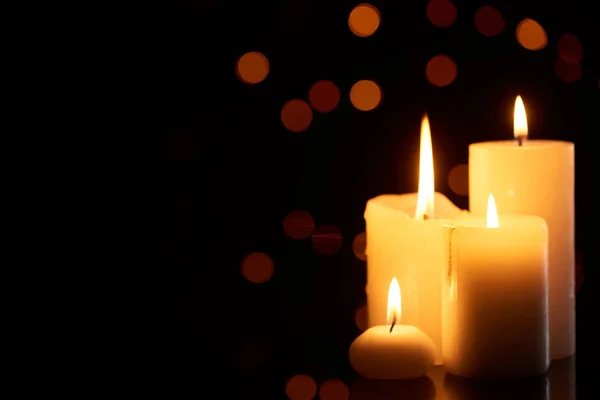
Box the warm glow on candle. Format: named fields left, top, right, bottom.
left=514, top=96, right=528, bottom=141
left=387, top=277, right=402, bottom=324
left=486, top=193, right=499, bottom=228
left=415, top=115, right=435, bottom=220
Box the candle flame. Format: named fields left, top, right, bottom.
left=486, top=193, right=499, bottom=228
left=514, top=96, right=528, bottom=141
left=415, top=115, right=435, bottom=220
left=387, top=277, right=401, bottom=325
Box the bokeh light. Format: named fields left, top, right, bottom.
left=283, top=210, right=315, bottom=240
left=309, top=80, right=340, bottom=113
left=350, top=80, right=382, bottom=111
left=426, top=0, right=457, bottom=28
left=352, top=232, right=366, bottom=261
left=241, top=252, right=274, bottom=283
left=348, top=4, right=380, bottom=37
left=555, top=59, right=581, bottom=83
left=354, top=305, right=367, bottom=331
left=448, top=164, right=468, bottom=196
left=516, top=19, right=547, bottom=51
left=236, top=52, right=269, bottom=84
left=281, top=99, right=313, bottom=132
left=286, top=374, right=317, bottom=400
left=474, top=6, right=504, bottom=36
left=312, top=225, right=343, bottom=255
left=426, top=55, right=457, bottom=87
left=557, top=33, right=583, bottom=63
left=319, top=379, right=350, bottom=400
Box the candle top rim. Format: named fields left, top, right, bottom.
left=470, top=140, right=573, bottom=149
left=364, top=192, right=463, bottom=220
left=453, top=214, right=547, bottom=229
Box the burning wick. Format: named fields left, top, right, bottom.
left=517, top=135, right=526, bottom=146
left=423, top=214, right=429, bottom=220
left=389, top=315, right=397, bottom=333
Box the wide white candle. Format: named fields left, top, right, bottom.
left=442, top=194, right=550, bottom=379
left=468, top=96, right=575, bottom=360
left=364, top=116, right=463, bottom=365
left=350, top=278, right=436, bottom=379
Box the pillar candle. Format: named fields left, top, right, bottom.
left=364, top=116, right=464, bottom=365
left=468, top=96, right=575, bottom=360
left=442, top=194, right=550, bottom=379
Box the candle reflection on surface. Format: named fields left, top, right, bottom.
left=548, top=356, right=576, bottom=400
left=443, top=371, right=549, bottom=400
left=350, top=375, right=435, bottom=400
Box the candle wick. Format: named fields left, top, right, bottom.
left=389, top=315, right=397, bottom=333
left=517, top=135, right=526, bottom=146
left=423, top=214, right=429, bottom=220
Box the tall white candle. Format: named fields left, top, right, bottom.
left=468, top=96, right=575, bottom=360
left=364, top=116, right=464, bottom=365
left=442, top=194, right=550, bottom=379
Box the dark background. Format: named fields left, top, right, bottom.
left=165, top=0, right=596, bottom=397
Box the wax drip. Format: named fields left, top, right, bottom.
left=389, top=315, right=397, bottom=333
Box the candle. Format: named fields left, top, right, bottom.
left=364, top=116, right=464, bottom=364
left=468, top=96, right=575, bottom=360
left=442, top=194, right=550, bottom=379
left=349, top=277, right=436, bottom=379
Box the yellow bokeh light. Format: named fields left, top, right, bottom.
left=241, top=252, right=274, bottom=283
left=236, top=52, right=269, bottom=84
left=349, top=4, right=380, bottom=37
left=427, top=0, right=457, bottom=28
left=281, top=99, right=313, bottom=133
left=350, top=80, right=382, bottom=111
left=286, top=374, right=317, bottom=400
left=426, top=55, right=457, bottom=87
left=516, top=19, right=547, bottom=51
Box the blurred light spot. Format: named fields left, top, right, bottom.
left=557, top=33, right=583, bottom=63
left=312, top=225, right=343, bottom=255
left=286, top=374, right=317, bottom=400
left=348, top=4, right=380, bottom=37
left=354, top=305, right=367, bottom=331
left=241, top=252, right=274, bottom=283
left=236, top=52, right=269, bottom=84
left=309, top=80, right=341, bottom=113
left=448, top=164, right=468, bottom=196
left=516, top=19, right=547, bottom=51
left=352, top=232, right=366, bottom=261
left=350, top=80, right=382, bottom=111
left=555, top=59, right=581, bottom=83
left=576, top=250, right=583, bottom=292
left=474, top=6, right=504, bottom=36
left=283, top=210, right=315, bottom=240
left=282, top=99, right=313, bottom=132
left=320, top=379, right=350, bottom=400
left=426, top=0, right=457, bottom=28
left=426, top=55, right=457, bottom=87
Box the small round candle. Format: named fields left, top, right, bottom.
left=349, top=278, right=436, bottom=380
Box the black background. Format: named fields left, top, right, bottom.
left=165, top=0, right=596, bottom=397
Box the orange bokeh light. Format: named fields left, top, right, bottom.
left=309, top=80, right=340, bottom=113
left=516, top=19, right=547, bottom=51
left=426, top=55, right=457, bottom=87
left=236, top=52, right=269, bottom=84
left=312, top=225, right=343, bottom=255
left=557, top=33, right=583, bottom=63
left=474, top=6, right=504, bottom=37
left=352, top=232, right=366, bottom=261
left=555, top=59, right=581, bottom=83
left=283, top=210, right=315, bottom=240
left=319, top=379, right=350, bottom=400
left=427, top=0, right=457, bottom=28
left=354, top=305, right=367, bottom=331
left=281, top=99, right=313, bottom=133
left=286, top=374, right=317, bottom=400
left=448, top=164, right=468, bottom=196
left=349, top=4, right=380, bottom=37
left=241, top=252, right=274, bottom=283
left=350, top=80, right=382, bottom=111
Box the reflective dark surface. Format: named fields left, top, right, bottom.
left=351, top=357, right=574, bottom=400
